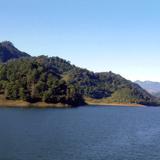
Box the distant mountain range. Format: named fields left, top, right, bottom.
left=135, top=80, right=160, bottom=97
left=0, top=41, right=158, bottom=107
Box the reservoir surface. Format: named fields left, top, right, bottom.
left=0, top=105, right=160, bottom=160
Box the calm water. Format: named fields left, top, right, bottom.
left=0, top=106, right=160, bottom=160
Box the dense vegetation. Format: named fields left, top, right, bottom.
left=0, top=57, right=84, bottom=106
left=63, top=67, right=156, bottom=105
left=0, top=41, right=157, bottom=106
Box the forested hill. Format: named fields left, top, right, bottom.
left=0, top=41, right=157, bottom=106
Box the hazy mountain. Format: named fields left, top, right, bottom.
left=135, top=80, right=160, bottom=96
left=0, top=41, right=158, bottom=106
left=154, top=92, right=160, bottom=98
left=0, top=41, right=30, bottom=62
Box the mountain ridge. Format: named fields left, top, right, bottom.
left=0, top=41, right=30, bottom=62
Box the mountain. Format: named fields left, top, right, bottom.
left=135, top=80, right=160, bottom=97
left=0, top=41, right=30, bottom=62
left=154, top=92, right=160, bottom=98
left=0, top=41, right=158, bottom=107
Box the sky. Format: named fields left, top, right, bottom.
left=0, top=0, right=160, bottom=82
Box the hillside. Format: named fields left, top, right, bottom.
left=0, top=41, right=158, bottom=107
left=0, top=41, right=30, bottom=62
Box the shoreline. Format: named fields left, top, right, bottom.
left=0, top=99, right=70, bottom=108
left=85, top=97, right=144, bottom=107
left=0, top=99, right=144, bottom=108
left=0, top=95, right=149, bottom=108
left=87, top=102, right=144, bottom=107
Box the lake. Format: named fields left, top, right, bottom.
left=0, top=105, right=160, bottom=160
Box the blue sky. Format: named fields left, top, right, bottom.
left=0, top=0, right=160, bottom=81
